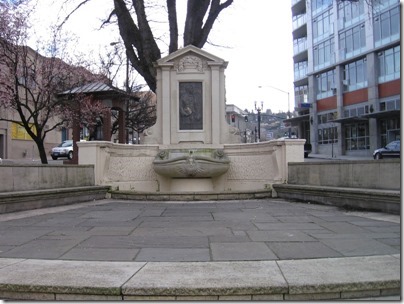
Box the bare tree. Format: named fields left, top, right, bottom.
left=126, top=91, right=156, bottom=142
left=60, top=0, right=234, bottom=93
left=0, top=1, right=106, bottom=163
left=110, top=91, right=156, bottom=143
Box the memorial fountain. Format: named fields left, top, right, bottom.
left=78, top=45, right=304, bottom=194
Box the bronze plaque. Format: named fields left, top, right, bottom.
left=179, top=82, right=203, bottom=130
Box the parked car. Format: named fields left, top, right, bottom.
left=50, top=140, right=73, bottom=160
left=373, top=140, right=400, bottom=160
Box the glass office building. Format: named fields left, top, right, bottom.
left=289, top=0, right=400, bottom=157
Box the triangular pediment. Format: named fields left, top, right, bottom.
left=156, top=45, right=227, bottom=67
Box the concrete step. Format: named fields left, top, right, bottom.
left=0, top=255, right=399, bottom=300
left=273, top=184, right=400, bottom=214
left=0, top=186, right=110, bottom=214
left=109, top=189, right=273, bottom=201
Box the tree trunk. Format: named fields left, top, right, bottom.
left=113, top=0, right=233, bottom=93
left=114, top=0, right=161, bottom=92
left=35, top=139, right=48, bottom=164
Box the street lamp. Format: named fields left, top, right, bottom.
left=258, top=85, right=292, bottom=138
left=111, top=41, right=131, bottom=143
left=254, top=101, right=263, bottom=142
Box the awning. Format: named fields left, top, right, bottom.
left=330, top=116, right=368, bottom=123
left=284, top=114, right=310, bottom=124
left=362, top=109, right=400, bottom=119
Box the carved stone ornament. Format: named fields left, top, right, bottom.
left=174, top=55, right=207, bottom=72
left=153, top=148, right=230, bottom=178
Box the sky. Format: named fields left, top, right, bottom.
left=28, top=0, right=294, bottom=114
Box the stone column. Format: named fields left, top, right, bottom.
left=210, top=64, right=221, bottom=144
left=161, top=66, right=171, bottom=145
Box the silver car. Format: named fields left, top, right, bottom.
left=50, top=140, right=73, bottom=160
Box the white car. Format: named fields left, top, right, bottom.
left=50, top=140, right=73, bottom=160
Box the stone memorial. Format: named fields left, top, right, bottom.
left=78, top=46, right=305, bottom=194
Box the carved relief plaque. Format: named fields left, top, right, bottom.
left=179, top=82, right=203, bottom=130
left=175, top=55, right=207, bottom=72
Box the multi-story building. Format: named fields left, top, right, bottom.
left=289, top=0, right=400, bottom=157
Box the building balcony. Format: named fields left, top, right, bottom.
left=292, top=14, right=307, bottom=31
left=293, top=38, right=308, bottom=56
left=294, top=68, right=308, bottom=81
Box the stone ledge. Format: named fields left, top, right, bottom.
left=0, top=255, right=399, bottom=300
left=0, top=186, right=110, bottom=214
left=272, top=184, right=400, bottom=214
left=109, top=189, right=272, bottom=201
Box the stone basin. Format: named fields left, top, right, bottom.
left=153, top=148, right=230, bottom=178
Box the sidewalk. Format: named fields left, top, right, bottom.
left=307, top=153, right=373, bottom=161
left=0, top=198, right=400, bottom=300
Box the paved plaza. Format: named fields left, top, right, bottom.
left=0, top=198, right=400, bottom=300
left=0, top=198, right=399, bottom=262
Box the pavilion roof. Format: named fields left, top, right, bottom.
left=58, top=81, right=130, bottom=98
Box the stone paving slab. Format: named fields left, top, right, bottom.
left=0, top=198, right=400, bottom=262
left=135, top=248, right=211, bottom=262
left=0, top=198, right=400, bottom=300
left=210, top=242, right=278, bottom=261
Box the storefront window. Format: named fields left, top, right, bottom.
left=344, top=123, right=369, bottom=150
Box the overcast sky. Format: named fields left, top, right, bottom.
left=29, top=0, right=294, bottom=113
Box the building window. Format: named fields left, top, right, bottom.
left=312, top=0, right=333, bottom=16
left=339, top=23, right=366, bottom=60
left=373, top=0, right=400, bottom=15
left=294, top=85, right=308, bottom=105
left=343, top=104, right=371, bottom=118
left=373, top=6, right=400, bottom=47
left=379, top=117, right=400, bottom=147
left=314, top=38, right=335, bottom=70
left=378, top=45, right=400, bottom=83
left=344, top=122, right=369, bottom=150
left=313, top=9, right=333, bottom=43
left=337, top=0, right=364, bottom=29
left=343, top=58, right=367, bottom=91
left=294, top=61, right=308, bottom=81
left=11, top=122, right=36, bottom=140
left=317, top=111, right=337, bottom=124
left=379, top=98, right=400, bottom=112
left=316, top=69, right=335, bottom=99
left=61, top=127, right=68, bottom=142
left=318, top=126, right=338, bottom=145
left=293, top=37, right=308, bottom=55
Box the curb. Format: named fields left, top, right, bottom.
left=0, top=255, right=400, bottom=300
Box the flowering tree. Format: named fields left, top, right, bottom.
left=0, top=1, right=107, bottom=164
